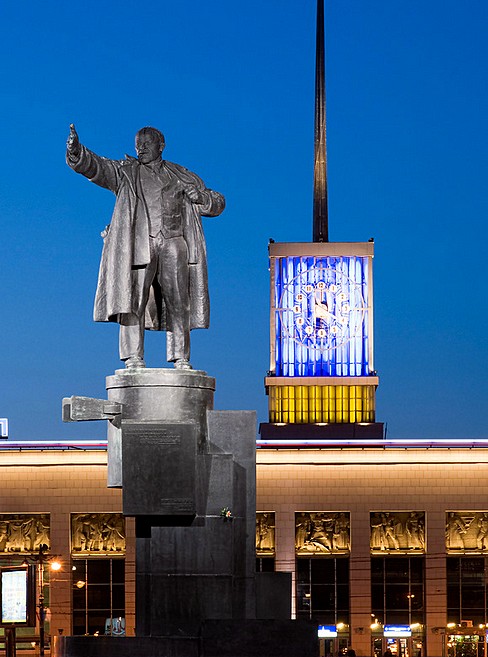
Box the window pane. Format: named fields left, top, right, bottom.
left=336, top=558, right=349, bottom=582
left=385, top=559, right=409, bottom=582
left=87, top=585, right=111, bottom=609
left=261, top=558, right=275, bottom=572
left=87, top=560, right=110, bottom=583
left=385, top=585, right=409, bottom=610
left=72, top=586, right=86, bottom=610
left=371, top=584, right=383, bottom=610
left=411, top=609, right=425, bottom=625
left=296, top=559, right=310, bottom=584
left=112, top=585, right=125, bottom=609
left=87, top=610, right=110, bottom=635
left=336, top=584, right=349, bottom=610
left=72, top=560, right=86, bottom=579
left=462, top=586, right=484, bottom=609
left=312, top=584, right=334, bottom=611
left=386, top=609, right=409, bottom=625
left=314, top=610, right=336, bottom=624
left=112, top=559, right=125, bottom=583
left=72, top=611, right=86, bottom=636
left=411, top=584, right=424, bottom=610
left=462, top=609, right=485, bottom=625
left=311, top=559, right=334, bottom=584
left=371, top=558, right=384, bottom=583
left=461, top=559, right=484, bottom=576
left=410, top=558, right=424, bottom=583
left=447, top=558, right=460, bottom=580
left=447, top=584, right=460, bottom=610
left=296, top=585, right=311, bottom=613
left=447, top=609, right=460, bottom=625
left=461, top=582, right=485, bottom=609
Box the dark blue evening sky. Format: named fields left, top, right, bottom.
left=1, top=1, right=487, bottom=440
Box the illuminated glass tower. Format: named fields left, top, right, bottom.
left=260, top=1, right=383, bottom=440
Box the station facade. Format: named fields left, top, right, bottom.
left=1, top=440, right=488, bottom=657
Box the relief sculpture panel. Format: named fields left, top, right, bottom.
left=256, top=512, right=275, bottom=556
left=446, top=511, right=488, bottom=552
left=71, top=513, right=125, bottom=555
left=370, top=512, right=425, bottom=553
left=0, top=514, right=50, bottom=553
left=295, top=512, right=350, bottom=555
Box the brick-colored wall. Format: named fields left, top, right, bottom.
left=257, top=448, right=488, bottom=657
left=0, top=451, right=135, bottom=638
left=2, top=445, right=488, bottom=657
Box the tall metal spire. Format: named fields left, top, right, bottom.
left=313, top=0, right=329, bottom=242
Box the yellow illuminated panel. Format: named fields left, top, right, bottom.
left=269, top=385, right=376, bottom=424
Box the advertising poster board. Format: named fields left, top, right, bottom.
left=0, top=566, right=35, bottom=626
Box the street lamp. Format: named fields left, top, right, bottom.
left=22, top=544, right=61, bottom=657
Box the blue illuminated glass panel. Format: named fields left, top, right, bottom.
left=274, top=256, right=371, bottom=376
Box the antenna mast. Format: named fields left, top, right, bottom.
left=313, top=0, right=329, bottom=242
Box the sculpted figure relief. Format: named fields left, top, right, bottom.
left=295, top=513, right=312, bottom=550
left=71, top=513, right=125, bottom=554
left=477, top=513, right=488, bottom=550
left=370, top=512, right=426, bottom=552
left=446, top=512, right=468, bottom=550
left=66, top=125, right=225, bottom=370
left=332, top=512, right=350, bottom=551
left=0, top=514, right=51, bottom=553
left=256, top=512, right=275, bottom=554
left=295, top=512, right=350, bottom=554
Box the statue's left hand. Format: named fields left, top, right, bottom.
left=184, top=185, right=204, bottom=204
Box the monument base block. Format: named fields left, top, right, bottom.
left=60, top=369, right=319, bottom=656
left=135, top=410, right=257, bottom=637
left=106, top=368, right=215, bottom=489
left=53, top=620, right=319, bottom=657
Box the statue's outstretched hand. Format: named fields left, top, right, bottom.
left=67, top=123, right=80, bottom=154
left=184, top=185, right=204, bottom=204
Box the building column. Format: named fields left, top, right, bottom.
left=349, top=511, right=372, bottom=657
left=50, top=511, right=72, bottom=637
left=274, top=508, right=297, bottom=616
left=425, top=510, right=446, bottom=657
left=124, top=517, right=136, bottom=636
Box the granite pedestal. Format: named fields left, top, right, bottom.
left=106, top=368, right=215, bottom=490
left=57, top=368, right=318, bottom=657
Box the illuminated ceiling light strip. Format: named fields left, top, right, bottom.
left=256, top=439, right=488, bottom=448
left=0, top=441, right=108, bottom=450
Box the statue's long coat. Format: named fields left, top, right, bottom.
left=68, top=146, right=225, bottom=331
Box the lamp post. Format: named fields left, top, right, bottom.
left=38, top=545, right=46, bottom=657
left=23, top=544, right=61, bottom=657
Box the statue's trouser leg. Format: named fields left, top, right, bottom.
left=157, top=236, right=190, bottom=362
left=119, top=235, right=191, bottom=363
left=119, top=308, right=144, bottom=360
left=118, top=245, right=160, bottom=361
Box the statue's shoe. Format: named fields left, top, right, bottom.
left=125, top=356, right=146, bottom=369
left=174, top=358, right=192, bottom=370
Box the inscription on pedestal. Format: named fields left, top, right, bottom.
left=122, top=422, right=196, bottom=517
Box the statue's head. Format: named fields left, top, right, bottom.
left=135, top=127, right=165, bottom=164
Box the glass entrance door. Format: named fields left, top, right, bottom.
left=447, top=634, right=485, bottom=657
left=388, top=638, right=409, bottom=657
left=373, top=637, right=424, bottom=657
